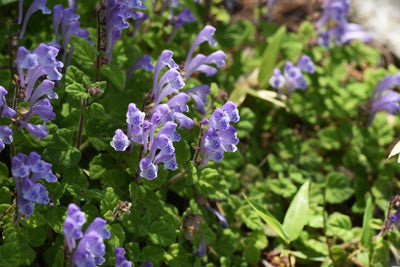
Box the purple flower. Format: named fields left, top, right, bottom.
left=115, top=247, right=132, bottom=267
left=0, top=126, right=13, bottom=152
left=70, top=217, right=111, bottom=266
left=198, top=101, right=240, bottom=168
left=110, top=129, right=132, bottom=151
left=296, top=55, right=315, bottom=73
left=173, top=8, right=196, bottom=28
left=185, top=85, right=210, bottom=115
left=0, top=86, right=16, bottom=119
left=12, top=152, right=57, bottom=218
left=105, top=0, right=131, bottom=63
left=20, top=0, right=51, bottom=39
left=194, top=227, right=207, bottom=257
left=126, top=54, right=154, bottom=84
left=317, top=0, right=371, bottom=48
left=368, top=74, right=400, bottom=124
left=205, top=206, right=229, bottom=228
left=63, top=204, right=86, bottom=253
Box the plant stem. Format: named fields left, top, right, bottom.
left=165, top=169, right=188, bottom=191
left=0, top=202, right=16, bottom=222
left=76, top=99, right=86, bottom=150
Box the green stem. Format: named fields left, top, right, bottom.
left=165, top=169, right=188, bottom=191
left=76, top=99, right=86, bottom=150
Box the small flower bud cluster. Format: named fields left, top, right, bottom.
left=269, top=55, right=315, bottom=97
left=367, top=73, right=400, bottom=125
left=12, top=152, right=57, bottom=217
left=316, top=0, right=372, bottom=48
left=63, top=204, right=111, bottom=266
left=198, top=101, right=240, bottom=168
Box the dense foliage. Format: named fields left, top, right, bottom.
left=1, top=0, right=400, bottom=266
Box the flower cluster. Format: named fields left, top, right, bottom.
left=112, top=50, right=191, bottom=180
left=316, top=0, right=372, bottom=48
left=11, top=152, right=57, bottom=218
left=367, top=73, right=400, bottom=125
left=51, top=4, right=92, bottom=64
left=63, top=203, right=111, bottom=266
left=16, top=43, right=62, bottom=139
left=0, top=86, right=16, bottom=152
left=197, top=101, right=240, bottom=168
left=269, top=55, right=315, bottom=97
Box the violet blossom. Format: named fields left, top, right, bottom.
left=269, top=55, right=315, bottom=97
left=19, top=0, right=51, bottom=39
left=115, top=247, right=132, bottom=267
left=367, top=73, right=400, bottom=125
left=316, top=0, right=372, bottom=48
left=12, top=152, right=57, bottom=218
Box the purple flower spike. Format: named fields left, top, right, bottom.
left=111, top=129, right=132, bottom=151
left=20, top=0, right=51, bottom=39
left=71, top=218, right=110, bottom=266
left=12, top=152, right=57, bottom=218
left=115, top=247, right=132, bottom=267
left=63, top=204, right=86, bottom=253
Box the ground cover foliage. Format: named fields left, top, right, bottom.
left=0, top=0, right=400, bottom=266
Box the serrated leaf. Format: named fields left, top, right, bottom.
left=326, top=212, right=353, bottom=241
left=243, top=194, right=290, bottom=243
left=236, top=107, right=256, bottom=139
left=66, top=83, right=88, bottom=99
left=107, top=223, right=125, bottom=248
left=101, top=65, right=126, bottom=92
left=258, top=26, right=286, bottom=87
left=89, top=153, right=114, bottom=180
left=100, top=187, right=119, bottom=218
left=283, top=181, right=310, bottom=241
left=196, top=168, right=229, bottom=200
left=70, top=35, right=96, bottom=66
left=325, top=172, right=354, bottom=204
left=148, top=220, right=177, bottom=247
left=66, top=65, right=91, bottom=87
left=370, top=237, right=389, bottom=267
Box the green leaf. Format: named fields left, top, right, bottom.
left=164, top=244, right=192, bottom=266
left=0, top=240, right=36, bottom=266
left=325, top=172, right=354, bottom=204
left=236, top=107, right=256, bottom=139
left=148, top=220, right=177, bottom=247
left=46, top=206, right=67, bottom=234
left=283, top=181, right=310, bottom=241
left=370, top=237, right=389, bottom=267
left=107, top=223, right=125, bottom=248
left=258, top=26, right=286, bottom=87
left=101, top=65, right=126, bottom=92
left=70, top=36, right=96, bottom=67
left=100, top=187, right=119, bottom=219
left=195, top=168, right=229, bottom=200
left=244, top=245, right=260, bottom=265
left=326, top=212, right=353, bottom=241
left=23, top=226, right=47, bottom=247
left=243, top=194, right=290, bottom=243
left=66, top=65, right=91, bottom=87
left=0, top=187, right=11, bottom=204
left=66, top=81, right=88, bottom=99
left=42, top=128, right=82, bottom=171
left=361, top=194, right=374, bottom=247
left=142, top=246, right=165, bottom=265
left=89, top=153, right=114, bottom=180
